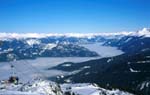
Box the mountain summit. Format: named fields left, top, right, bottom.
left=137, top=28, right=150, bottom=37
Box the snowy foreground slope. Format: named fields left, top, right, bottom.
left=0, top=79, right=62, bottom=95
left=0, top=79, right=133, bottom=95
left=61, top=83, right=134, bottom=95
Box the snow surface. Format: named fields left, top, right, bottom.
left=61, top=83, right=134, bottom=95
left=26, top=39, right=41, bottom=46
left=42, top=43, right=57, bottom=50
left=139, top=81, right=150, bottom=90
left=0, top=80, right=134, bottom=95
left=129, top=68, right=140, bottom=73
left=0, top=91, right=41, bottom=95
left=0, top=79, right=62, bottom=95
left=137, top=28, right=150, bottom=37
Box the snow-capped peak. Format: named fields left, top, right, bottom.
left=26, top=39, right=41, bottom=46
left=143, top=28, right=150, bottom=32
left=137, top=28, right=150, bottom=37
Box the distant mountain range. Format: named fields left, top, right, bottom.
left=0, top=28, right=150, bottom=39
left=0, top=40, right=99, bottom=62
left=0, top=28, right=150, bottom=62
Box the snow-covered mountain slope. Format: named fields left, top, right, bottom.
left=103, top=35, right=150, bottom=54
left=0, top=79, right=134, bottom=95
left=61, top=83, right=133, bottom=95
left=0, top=79, right=63, bottom=95
left=51, top=49, right=150, bottom=95
left=102, top=28, right=150, bottom=54
left=0, top=40, right=99, bottom=62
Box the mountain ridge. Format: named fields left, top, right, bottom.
left=0, top=28, right=150, bottom=39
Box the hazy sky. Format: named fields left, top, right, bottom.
left=0, top=0, right=150, bottom=33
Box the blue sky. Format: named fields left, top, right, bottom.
left=0, top=0, right=150, bottom=33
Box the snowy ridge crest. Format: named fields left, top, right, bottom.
left=0, top=28, right=150, bottom=39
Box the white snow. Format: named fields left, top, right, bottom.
left=26, top=39, right=41, bottom=46
left=83, top=66, right=91, bottom=69
left=22, top=79, right=62, bottom=95
left=85, top=72, right=90, bottom=75
left=107, top=58, right=113, bottom=63
left=0, top=79, right=62, bottom=95
left=0, top=48, right=14, bottom=54
left=39, top=43, right=57, bottom=54
left=61, top=83, right=134, bottom=95
left=129, top=68, right=140, bottom=73
left=0, top=82, right=134, bottom=95
left=62, top=64, right=72, bottom=67
left=68, top=66, right=91, bottom=76
left=124, top=38, right=132, bottom=43
left=136, top=60, right=150, bottom=63
left=139, top=81, right=150, bottom=90
left=42, top=44, right=57, bottom=50
left=0, top=91, right=41, bottom=95
left=137, top=28, right=150, bottom=37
